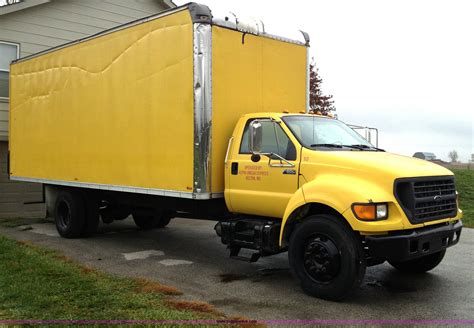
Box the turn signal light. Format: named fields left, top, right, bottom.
left=352, top=203, right=388, bottom=221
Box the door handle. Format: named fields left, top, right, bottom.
left=231, top=162, right=239, bottom=175
left=283, top=169, right=297, bottom=175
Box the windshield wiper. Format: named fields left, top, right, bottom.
left=350, top=144, right=385, bottom=151
left=310, top=143, right=344, bottom=148
left=310, top=144, right=362, bottom=150
left=310, top=143, right=384, bottom=151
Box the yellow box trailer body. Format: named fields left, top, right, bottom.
left=9, top=4, right=308, bottom=200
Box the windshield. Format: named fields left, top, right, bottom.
left=282, top=115, right=374, bottom=150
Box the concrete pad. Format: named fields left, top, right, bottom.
left=159, top=259, right=193, bottom=266
left=29, top=224, right=59, bottom=237
left=123, top=250, right=165, bottom=261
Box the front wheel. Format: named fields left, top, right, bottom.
left=288, top=215, right=366, bottom=301
left=389, top=250, right=446, bottom=273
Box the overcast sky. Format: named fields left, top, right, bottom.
left=177, top=0, right=473, bottom=162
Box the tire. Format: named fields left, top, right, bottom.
left=54, top=189, right=86, bottom=238
left=389, top=250, right=446, bottom=273
left=133, top=214, right=172, bottom=230
left=82, top=195, right=100, bottom=237
left=288, top=215, right=366, bottom=301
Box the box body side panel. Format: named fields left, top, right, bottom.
left=10, top=10, right=195, bottom=193
left=211, top=26, right=307, bottom=193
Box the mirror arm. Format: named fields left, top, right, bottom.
left=267, top=153, right=295, bottom=167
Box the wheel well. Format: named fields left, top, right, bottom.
left=281, top=203, right=351, bottom=248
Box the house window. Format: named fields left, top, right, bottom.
left=0, top=41, right=19, bottom=100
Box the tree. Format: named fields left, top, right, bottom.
left=309, top=60, right=336, bottom=116
left=448, top=150, right=459, bottom=163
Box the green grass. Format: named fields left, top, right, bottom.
left=0, top=235, right=218, bottom=323
left=452, top=169, right=474, bottom=228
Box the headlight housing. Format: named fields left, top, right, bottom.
left=352, top=203, right=388, bottom=221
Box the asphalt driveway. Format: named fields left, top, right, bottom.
left=0, top=218, right=472, bottom=320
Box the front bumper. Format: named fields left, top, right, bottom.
left=365, top=220, right=462, bottom=262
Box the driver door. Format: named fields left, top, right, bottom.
left=226, top=119, right=300, bottom=218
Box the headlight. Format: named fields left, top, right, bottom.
left=352, top=203, right=388, bottom=221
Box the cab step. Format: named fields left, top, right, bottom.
left=229, top=246, right=261, bottom=263
left=215, top=217, right=283, bottom=262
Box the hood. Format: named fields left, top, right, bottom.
left=300, top=149, right=453, bottom=181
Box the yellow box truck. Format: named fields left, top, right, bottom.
left=9, top=3, right=462, bottom=300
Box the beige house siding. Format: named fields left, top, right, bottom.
left=0, top=102, right=7, bottom=140
left=0, top=141, right=45, bottom=218
left=0, top=0, right=174, bottom=218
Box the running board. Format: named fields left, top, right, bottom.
left=229, top=246, right=261, bottom=263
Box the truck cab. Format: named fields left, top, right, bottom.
left=218, top=112, right=462, bottom=300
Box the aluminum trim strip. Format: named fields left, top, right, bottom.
left=193, top=23, right=213, bottom=195
left=9, top=176, right=223, bottom=199
left=262, top=32, right=307, bottom=46
left=211, top=22, right=307, bottom=46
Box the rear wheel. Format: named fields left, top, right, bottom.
left=288, top=215, right=366, bottom=301
left=133, top=213, right=172, bottom=230
left=389, top=250, right=446, bottom=273
left=54, top=189, right=86, bottom=238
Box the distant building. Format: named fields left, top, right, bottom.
left=0, top=0, right=175, bottom=219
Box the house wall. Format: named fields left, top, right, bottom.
left=0, top=141, right=45, bottom=218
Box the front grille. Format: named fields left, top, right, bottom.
left=395, top=177, right=457, bottom=224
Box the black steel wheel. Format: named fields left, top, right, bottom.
left=303, top=234, right=341, bottom=284
left=54, top=189, right=86, bottom=238
left=389, top=250, right=446, bottom=273
left=288, top=214, right=366, bottom=301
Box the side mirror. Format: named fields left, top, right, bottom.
left=249, top=120, right=263, bottom=154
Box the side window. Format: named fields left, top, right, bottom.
left=0, top=41, right=19, bottom=100
left=240, top=120, right=297, bottom=161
